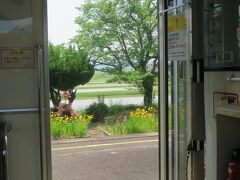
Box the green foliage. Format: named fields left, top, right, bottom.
left=89, top=71, right=115, bottom=83
left=49, top=43, right=94, bottom=91
left=73, top=0, right=158, bottom=105
left=107, top=117, right=156, bottom=134
left=76, top=89, right=143, bottom=99
left=108, top=71, right=155, bottom=92
left=49, top=43, right=95, bottom=107
left=50, top=113, right=93, bottom=138
left=51, top=120, right=88, bottom=138
left=107, top=104, right=143, bottom=116
left=105, top=107, right=158, bottom=135
left=85, top=102, right=109, bottom=122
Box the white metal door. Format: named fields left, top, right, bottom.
left=0, top=0, right=51, bottom=179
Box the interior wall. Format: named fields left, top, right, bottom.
left=204, top=71, right=240, bottom=180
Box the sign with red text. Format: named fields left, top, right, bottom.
left=168, top=14, right=187, bottom=61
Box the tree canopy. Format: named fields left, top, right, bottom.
left=49, top=44, right=94, bottom=107
left=74, top=0, right=158, bottom=106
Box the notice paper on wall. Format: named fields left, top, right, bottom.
left=0, top=49, right=34, bottom=69
left=168, top=13, right=187, bottom=61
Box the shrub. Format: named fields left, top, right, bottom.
left=107, top=104, right=143, bottom=116
left=49, top=44, right=94, bottom=107
left=85, top=102, right=109, bottom=122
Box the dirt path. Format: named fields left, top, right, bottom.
left=86, top=127, right=109, bottom=138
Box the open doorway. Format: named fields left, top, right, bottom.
left=47, top=0, right=159, bottom=179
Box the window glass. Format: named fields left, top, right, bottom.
left=205, top=0, right=240, bottom=69
left=0, top=0, right=32, bottom=33
left=167, top=1, right=189, bottom=179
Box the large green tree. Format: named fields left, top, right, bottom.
left=49, top=44, right=94, bottom=108
left=74, top=0, right=158, bottom=106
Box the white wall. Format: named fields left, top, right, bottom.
left=204, top=71, right=240, bottom=180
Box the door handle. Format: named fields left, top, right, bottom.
left=36, top=44, right=45, bottom=115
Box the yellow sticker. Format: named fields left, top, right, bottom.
left=168, top=14, right=186, bottom=33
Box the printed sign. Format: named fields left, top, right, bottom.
left=168, top=14, right=187, bottom=61
left=0, top=49, right=34, bottom=69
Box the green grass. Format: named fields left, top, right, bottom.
left=76, top=89, right=143, bottom=99
left=50, top=114, right=92, bottom=139
left=77, top=71, right=160, bottom=100
left=101, top=106, right=158, bottom=135
left=103, top=116, right=158, bottom=135
left=89, top=71, right=115, bottom=83
left=51, top=120, right=88, bottom=138
left=77, top=85, right=130, bottom=90
left=79, top=85, right=158, bottom=90
left=76, top=88, right=158, bottom=100
left=107, top=104, right=143, bottom=116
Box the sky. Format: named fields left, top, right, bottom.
left=47, top=0, right=84, bottom=45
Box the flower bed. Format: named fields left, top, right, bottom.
left=50, top=112, right=93, bottom=139
left=105, top=106, right=158, bottom=135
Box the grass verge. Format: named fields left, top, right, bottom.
left=107, top=104, right=144, bottom=116
left=76, top=89, right=158, bottom=100
left=102, top=107, right=158, bottom=135
left=50, top=113, right=92, bottom=139
left=50, top=105, right=160, bottom=138
left=76, top=90, right=141, bottom=99
left=89, top=71, right=115, bottom=83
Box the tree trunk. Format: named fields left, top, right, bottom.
left=67, top=89, right=77, bottom=104
left=49, top=87, right=61, bottom=111
left=143, top=75, right=154, bottom=106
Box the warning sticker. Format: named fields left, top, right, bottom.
left=0, top=49, right=34, bottom=69
left=168, top=14, right=187, bottom=61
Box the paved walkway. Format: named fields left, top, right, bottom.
left=52, top=134, right=159, bottom=180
